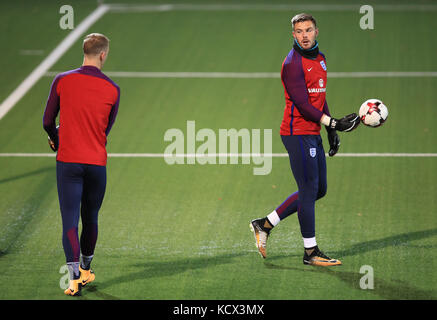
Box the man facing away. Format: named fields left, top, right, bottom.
left=250, top=14, right=360, bottom=266
left=43, top=33, right=120, bottom=295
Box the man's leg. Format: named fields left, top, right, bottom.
left=266, top=136, right=327, bottom=226
left=300, top=136, right=340, bottom=266
left=250, top=135, right=306, bottom=258
left=268, top=191, right=299, bottom=224
left=288, top=135, right=320, bottom=247
left=57, top=161, right=84, bottom=295
left=250, top=135, right=340, bottom=265
left=79, top=164, right=106, bottom=283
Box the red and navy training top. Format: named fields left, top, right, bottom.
left=280, top=46, right=330, bottom=136
left=43, top=65, right=120, bottom=166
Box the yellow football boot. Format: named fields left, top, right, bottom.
left=79, top=267, right=95, bottom=287
left=64, top=277, right=82, bottom=296
left=303, top=246, right=342, bottom=266
left=250, top=218, right=272, bottom=259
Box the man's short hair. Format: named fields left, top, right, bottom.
left=291, top=13, right=317, bottom=29
left=83, top=33, right=109, bottom=56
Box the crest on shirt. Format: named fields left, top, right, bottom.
left=320, top=60, right=327, bottom=71
left=309, top=148, right=317, bottom=158
left=319, top=78, right=324, bottom=88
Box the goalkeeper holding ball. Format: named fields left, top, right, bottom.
left=43, top=33, right=120, bottom=295
left=250, top=14, right=359, bottom=266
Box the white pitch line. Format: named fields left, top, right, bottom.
left=44, top=71, right=282, bottom=79
left=43, top=71, right=437, bottom=79
left=107, top=3, right=437, bottom=12
left=328, top=72, right=437, bottom=78
left=0, top=5, right=109, bottom=121
left=1, top=153, right=437, bottom=158
left=329, top=153, right=437, bottom=157
left=0, top=153, right=56, bottom=157
left=19, top=50, right=45, bottom=56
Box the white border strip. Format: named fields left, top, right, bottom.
left=43, top=71, right=437, bottom=79
left=0, top=5, right=109, bottom=121
left=0, top=153, right=436, bottom=158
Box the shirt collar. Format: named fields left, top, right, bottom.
left=293, top=39, right=319, bottom=60
left=80, top=65, right=102, bottom=72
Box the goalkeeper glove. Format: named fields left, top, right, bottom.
left=328, top=113, right=360, bottom=132
left=325, top=127, right=340, bottom=157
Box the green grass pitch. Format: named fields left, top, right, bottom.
left=0, top=0, right=436, bottom=300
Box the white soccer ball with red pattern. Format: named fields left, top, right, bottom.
left=359, top=99, right=388, bottom=127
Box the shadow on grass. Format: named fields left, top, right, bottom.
left=331, top=228, right=437, bottom=258
left=84, top=285, right=122, bottom=300
left=0, top=166, right=55, bottom=257
left=264, top=261, right=436, bottom=300
left=264, top=228, right=437, bottom=300
left=85, top=253, right=247, bottom=299
left=0, top=166, right=52, bottom=184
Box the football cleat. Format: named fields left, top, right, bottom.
left=64, top=278, right=82, bottom=296
left=303, top=246, right=342, bottom=266
left=79, top=267, right=95, bottom=287
left=250, top=218, right=272, bottom=259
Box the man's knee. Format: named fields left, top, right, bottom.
left=299, top=180, right=319, bottom=202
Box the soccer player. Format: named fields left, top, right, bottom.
left=250, top=14, right=359, bottom=266
left=43, top=33, right=120, bottom=295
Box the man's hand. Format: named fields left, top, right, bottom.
left=48, top=125, right=59, bottom=152
left=326, top=127, right=340, bottom=157
left=48, top=137, right=58, bottom=152
left=328, top=113, right=360, bottom=132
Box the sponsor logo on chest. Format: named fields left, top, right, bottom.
left=306, top=59, right=327, bottom=94
left=308, top=77, right=326, bottom=93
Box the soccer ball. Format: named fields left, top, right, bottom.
left=359, top=99, right=388, bottom=127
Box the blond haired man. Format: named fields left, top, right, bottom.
left=43, top=33, right=120, bottom=296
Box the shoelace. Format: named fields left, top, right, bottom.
left=314, top=249, right=331, bottom=260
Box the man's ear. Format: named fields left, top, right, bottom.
left=315, top=28, right=319, bottom=37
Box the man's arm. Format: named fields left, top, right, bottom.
left=283, top=56, right=359, bottom=132
left=322, top=100, right=331, bottom=117
left=320, top=99, right=332, bottom=126
left=281, top=60, right=324, bottom=123
left=105, top=87, right=120, bottom=137
left=320, top=98, right=360, bottom=132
